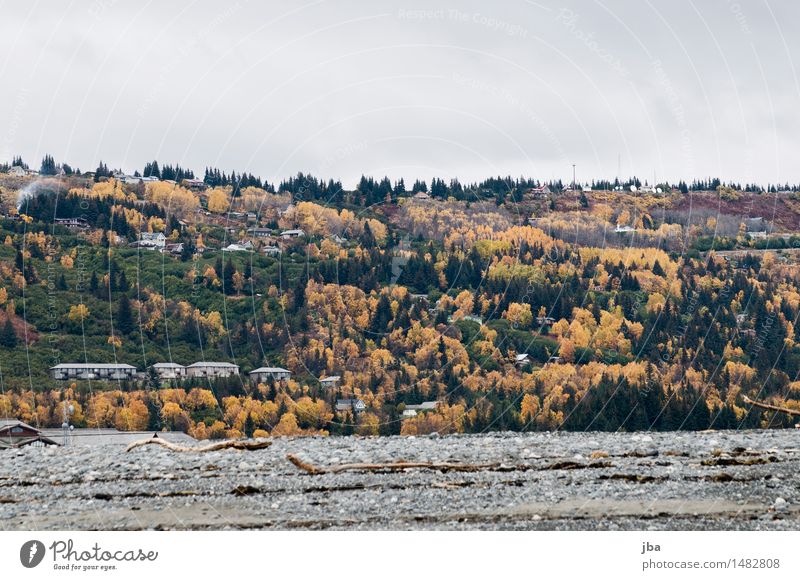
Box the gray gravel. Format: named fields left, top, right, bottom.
left=1, top=430, right=798, bottom=530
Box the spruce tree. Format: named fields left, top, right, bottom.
left=0, top=317, right=17, bottom=348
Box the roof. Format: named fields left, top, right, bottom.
left=320, top=375, right=341, bottom=382
left=515, top=354, right=529, bottom=361
left=250, top=367, right=290, bottom=374
left=187, top=361, right=238, bottom=368
left=152, top=362, right=185, bottom=369
left=280, top=229, right=304, bottom=235
left=50, top=363, right=137, bottom=370
left=38, top=428, right=195, bottom=447
left=0, top=419, right=39, bottom=432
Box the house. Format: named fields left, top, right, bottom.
left=280, top=229, right=305, bottom=239
left=54, top=217, right=89, bottom=230
left=332, top=234, right=347, bottom=245
left=123, top=175, right=142, bottom=185
left=139, top=232, right=167, bottom=249
left=319, top=375, right=341, bottom=388
left=50, top=363, right=138, bottom=381
left=249, top=367, right=291, bottom=383
left=140, top=176, right=159, bottom=183
left=162, top=242, right=184, bottom=256
left=514, top=353, right=530, bottom=367
left=547, top=356, right=562, bottom=364
left=185, top=362, right=240, bottom=378
left=7, top=166, right=26, bottom=177
left=614, top=225, right=636, bottom=233
left=151, top=362, right=186, bottom=380
left=262, top=245, right=282, bottom=256
left=536, top=316, right=556, bottom=326
left=401, top=409, right=418, bottom=419
left=744, top=217, right=769, bottom=237
left=0, top=420, right=59, bottom=449
left=223, top=241, right=253, bottom=252
left=335, top=399, right=366, bottom=413
left=531, top=184, right=551, bottom=197
left=247, top=227, right=273, bottom=238
left=412, top=191, right=430, bottom=201
left=181, top=178, right=207, bottom=190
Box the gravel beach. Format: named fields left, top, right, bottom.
left=1, top=430, right=798, bottom=530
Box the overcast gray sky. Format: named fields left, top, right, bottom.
left=1, top=0, right=798, bottom=187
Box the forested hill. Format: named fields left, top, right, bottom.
left=1, top=165, right=799, bottom=437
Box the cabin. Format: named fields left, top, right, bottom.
left=186, top=362, right=240, bottom=378
left=50, top=363, right=138, bottom=381
left=412, top=191, right=430, bottom=201
left=531, top=184, right=551, bottom=197
left=514, top=354, right=530, bottom=367
left=151, top=362, right=186, bottom=380
left=249, top=367, right=291, bottom=383
left=0, top=420, right=59, bottom=449
left=536, top=316, right=556, bottom=326
left=319, top=375, right=341, bottom=388
left=335, top=399, right=366, bottom=413
left=262, top=245, right=282, bottom=256
left=7, top=166, right=26, bottom=177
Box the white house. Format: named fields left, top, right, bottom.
left=139, top=232, right=167, bottom=248
left=151, top=362, right=186, bottom=380
left=222, top=240, right=253, bottom=252
left=249, top=367, right=291, bottom=383
left=50, top=363, right=138, bottom=381
left=185, top=362, right=240, bottom=378
left=7, top=166, right=26, bottom=177
left=280, top=229, right=305, bottom=239
left=614, top=225, right=636, bottom=233
left=262, top=245, right=282, bottom=256
left=319, top=375, right=341, bottom=388
left=514, top=353, right=530, bottom=367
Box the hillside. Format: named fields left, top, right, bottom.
left=2, top=169, right=800, bottom=437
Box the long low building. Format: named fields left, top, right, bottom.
left=50, top=363, right=138, bottom=381
left=151, top=362, right=187, bottom=380
left=249, top=367, right=291, bottom=383
left=185, top=361, right=240, bottom=378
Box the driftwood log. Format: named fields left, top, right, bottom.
left=742, top=396, right=800, bottom=417
left=125, top=437, right=272, bottom=453
left=286, top=453, right=501, bottom=475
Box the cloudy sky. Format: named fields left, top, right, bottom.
left=1, top=0, right=798, bottom=187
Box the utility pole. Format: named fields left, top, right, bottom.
left=572, top=164, right=576, bottom=190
